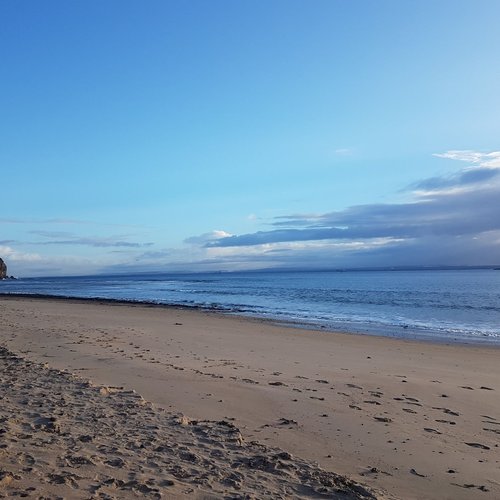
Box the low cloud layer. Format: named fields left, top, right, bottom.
left=203, top=151, right=500, bottom=267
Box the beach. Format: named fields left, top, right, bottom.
left=1, top=296, right=499, bottom=499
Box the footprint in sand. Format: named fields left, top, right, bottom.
left=241, top=378, right=259, bottom=384
left=278, top=418, right=298, bottom=427
left=483, top=428, right=500, bottom=435
left=404, top=396, right=420, bottom=402
left=402, top=408, right=417, bottom=414
left=374, top=416, right=392, bottom=423
left=346, top=383, right=363, bottom=390
left=453, top=484, right=490, bottom=492
left=432, top=407, right=460, bottom=417
left=464, top=442, right=490, bottom=450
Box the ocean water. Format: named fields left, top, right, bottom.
left=1, top=269, right=500, bottom=344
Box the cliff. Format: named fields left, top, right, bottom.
left=0, top=258, right=7, bottom=279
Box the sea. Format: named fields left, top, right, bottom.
left=1, top=269, right=500, bottom=345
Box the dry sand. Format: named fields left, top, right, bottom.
left=0, top=296, right=499, bottom=499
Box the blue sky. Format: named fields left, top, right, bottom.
left=1, top=1, right=499, bottom=276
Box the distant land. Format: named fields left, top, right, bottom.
left=3, top=260, right=500, bottom=281
left=104, top=265, right=500, bottom=276
left=7, top=264, right=499, bottom=280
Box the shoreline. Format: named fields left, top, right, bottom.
left=1, top=292, right=498, bottom=348
left=1, top=296, right=499, bottom=498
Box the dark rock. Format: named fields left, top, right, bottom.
left=0, top=258, right=6, bottom=279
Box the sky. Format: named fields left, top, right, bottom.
left=1, top=0, right=499, bottom=277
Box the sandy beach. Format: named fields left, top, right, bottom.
left=1, top=296, right=499, bottom=499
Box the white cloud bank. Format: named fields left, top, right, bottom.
left=0, top=245, right=42, bottom=263
left=434, top=150, right=500, bottom=168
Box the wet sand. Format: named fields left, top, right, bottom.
left=1, top=296, right=499, bottom=499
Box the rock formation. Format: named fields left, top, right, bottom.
left=0, top=258, right=6, bottom=279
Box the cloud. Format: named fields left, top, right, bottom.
left=433, top=150, right=500, bottom=168
left=0, top=218, right=150, bottom=229
left=29, top=231, right=153, bottom=248
left=30, top=230, right=75, bottom=238
left=0, top=243, right=139, bottom=277
left=0, top=245, right=42, bottom=263
left=207, top=187, right=500, bottom=246
left=184, top=230, right=232, bottom=245
left=407, top=150, right=500, bottom=192
left=410, top=167, right=500, bottom=191
left=134, top=249, right=173, bottom=259
left=38, top=238, right=153, bottom=248
left=204, top=151, right=500, bottom=267
left=0, top=218, right=90, bottom=224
